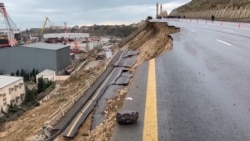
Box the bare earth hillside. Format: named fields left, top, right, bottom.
left=170, top=0, right=250, bottom=22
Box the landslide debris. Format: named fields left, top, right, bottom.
left=125, top=22, right=177, bottom=71
left=70, top=21, right=178, bottom=141
left=73, top=88, right=128, bottom=141
left=0, top=21, right=178, bottom=141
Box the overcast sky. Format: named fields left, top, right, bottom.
left=0, top=0, right=191, bottom=30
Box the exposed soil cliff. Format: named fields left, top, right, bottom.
left=170, top=0, right=250, bottom=22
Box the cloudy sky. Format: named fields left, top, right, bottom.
left=0, top=0, right=191, bottom=30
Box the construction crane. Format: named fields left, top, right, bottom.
left=39, top=17, right=50, bottom=40
left=0, top=3, right=20, bottom=47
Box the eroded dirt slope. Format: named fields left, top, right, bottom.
left=72, top=22, right=178, bottom=141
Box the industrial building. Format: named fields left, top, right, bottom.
left=0, top=43, right=71, bottom=74
left=0, top=75, right=25, bottom=116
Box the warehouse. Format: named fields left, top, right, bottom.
left=0, top=43, right=71, bottom=74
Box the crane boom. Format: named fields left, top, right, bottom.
left=40, top=17, right=50, bottom=37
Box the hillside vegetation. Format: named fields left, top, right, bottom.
left=170, top=0, right=250, bottom=22
left=27, top=25, right=137, bottom=38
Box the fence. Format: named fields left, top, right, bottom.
left=38, top=60, right=89, bottom=104
left=31, top=50, right=119, bottom=140
left=44, top=50, right=118, bottom=127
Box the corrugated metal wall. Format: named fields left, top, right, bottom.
left=0, top=46, right=70, bottom=74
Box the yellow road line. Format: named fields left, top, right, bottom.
left=66, top=69, right=116, bottom=136
left=66, top=101, right=91, bottom=136
left=143, top=59, right=158, bottom=141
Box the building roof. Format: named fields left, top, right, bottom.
left=37, top=69, right=55, bottom=76
left=43, top=33, right=89, bottom=39
left=0, top=75, right=23, bottom=89
left=21, top=42, right=69, bottom=50
left=103, top=45, right=112, bottom=49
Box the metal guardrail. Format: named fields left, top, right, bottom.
left=46, top=53, right=116, bottom=127
left=39, top=60, right=88, bottom=104
left=31, top=50, right=119, bottom=141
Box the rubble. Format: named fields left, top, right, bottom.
left=116, top=110, right=139, bottom=124
left=72, top=88, right=128, bottom=141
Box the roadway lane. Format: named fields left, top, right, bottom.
left=163, top=19, right=250, bottom=38
left=156, top=20, right=250, bottom=141
left=112, top=20, right=250, bottom=141
left=111, top=62, right=149, bottom=141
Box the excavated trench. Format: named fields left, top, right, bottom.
left=66, top=22, right=179, bottom=141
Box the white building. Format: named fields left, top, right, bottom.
left=100, top=37, right=111, bottom=45
left=43, top=33, right=89, bottom=40
left=0, top=75, right=25, bottom=115
left=104, top=49, right=112, bottom=59
left=36, top=69, right=56, bottom=83
left=103, top=45, right=113, bottom=59
left=67, top=40, right=101, bottom=53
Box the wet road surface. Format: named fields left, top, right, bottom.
left=112, top=20, right=250, bottom=141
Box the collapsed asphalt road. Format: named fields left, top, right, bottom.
left=112, top=20, right=250, bottom=141
left=91, top=49, right=138, bottom=130
left=46, top=49, right=138, bottom=140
